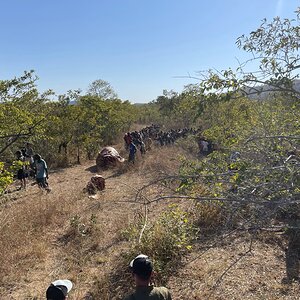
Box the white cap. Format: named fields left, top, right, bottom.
left=51, top=279, right=73, bottom=293
left=129, top=254, right=148, bottom=268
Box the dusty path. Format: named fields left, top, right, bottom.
left=2, top=146, right=300, bottom=299
left=1, top=147, right=170, bottom=299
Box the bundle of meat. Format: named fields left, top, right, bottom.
left=96, top=147, right=125, bottom=170
left=86, top=175, right=105, bottom=195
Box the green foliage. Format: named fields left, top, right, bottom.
left=77, top=96, right=137, bottom=148
left=237, top=14, right=300, bottom=81
left=135, top=102, right=161, bottom=125
left=0, top=71, right=52, bottom=158
left=0, top=162, right=13, bottom=194
left=155, top=89, right=179, bottom=118
left=175, top=134, right=199, bottom=155
left=173, top=10, right=300, bottom=235
left=201, top=97, right=257, bottom=147
left=176, top=92, right=299, bottom=232
left=87, top=79, right=118, bottom=99
left=152, top=87, right=201, bottom=128
left=10, top=160, right=28, bottom=173
left=121, top=205, right=198, bottom=276
left=0, top=72, right=139, bottom=169
left=198, top=10, right=300, bottom=111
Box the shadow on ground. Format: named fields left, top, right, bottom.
left=85, top=165, right=98, bottom=173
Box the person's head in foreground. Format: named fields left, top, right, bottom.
left=126, top=254, right=172, bottom=300
left=130, top=254, right=153, bottom=285
left=46, top=279, right=72, bottom=300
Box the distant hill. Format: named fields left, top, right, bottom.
left=68, top=100, right=148, bottom=106
left=243, top=79, right=300, bottom=100
left=133, top=103, right=148, bottom=106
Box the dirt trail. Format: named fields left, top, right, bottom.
left=2, top=148, right=161, bottom=299
left=2, top=146, right=300, bottom=299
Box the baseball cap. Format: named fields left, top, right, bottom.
left=46, top=279, right=73, bottom=300
left=129, top=254, right=153, bottom=279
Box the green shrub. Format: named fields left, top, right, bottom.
left=121, top=205, right=198, bottom=280
left=0, top=162, right=13, bottom=195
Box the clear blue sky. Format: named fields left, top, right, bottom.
left=0, top=0, right=298, bottom=103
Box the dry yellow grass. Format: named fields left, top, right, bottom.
left=0, top=144, right=299, bottom=299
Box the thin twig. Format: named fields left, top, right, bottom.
left=138, top=201, right=148, bottom=244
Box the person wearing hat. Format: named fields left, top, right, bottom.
left=124, top=254, right=172, bottom=300
left=46, top=279, right=73, bottom=300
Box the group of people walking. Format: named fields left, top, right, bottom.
left=15, top=142, right=50, bottom=192
left=124, top=124, right=200, bottom=163
left=123, top=124, right=159, bottom=163
left=155, top=127, right=198, bottom=146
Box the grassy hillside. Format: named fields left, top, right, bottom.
left=0, top=141, right=299, bottom=300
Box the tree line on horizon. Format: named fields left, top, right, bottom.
left=0, top=66, right=206, bottom=193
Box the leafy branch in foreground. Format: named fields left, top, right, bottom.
left=130, top=10, right=300, bottom=289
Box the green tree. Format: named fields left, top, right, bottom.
left=155, top=89, right=179, bottom=120
left=0, top=71, right=55, bottom=192
left=199, top=9, right=300, bottom=106
left=145, top=9, right=300, bottom=283
left=87, top=79, right=118, bottom=99
left=172, top=85, right=202, bottom=127
left=0, top=71, right=53, bottom=158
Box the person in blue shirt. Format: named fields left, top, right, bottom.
left=33, top=154, right=50, bottom=192
left=129, top=142, right=137, bottom=163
